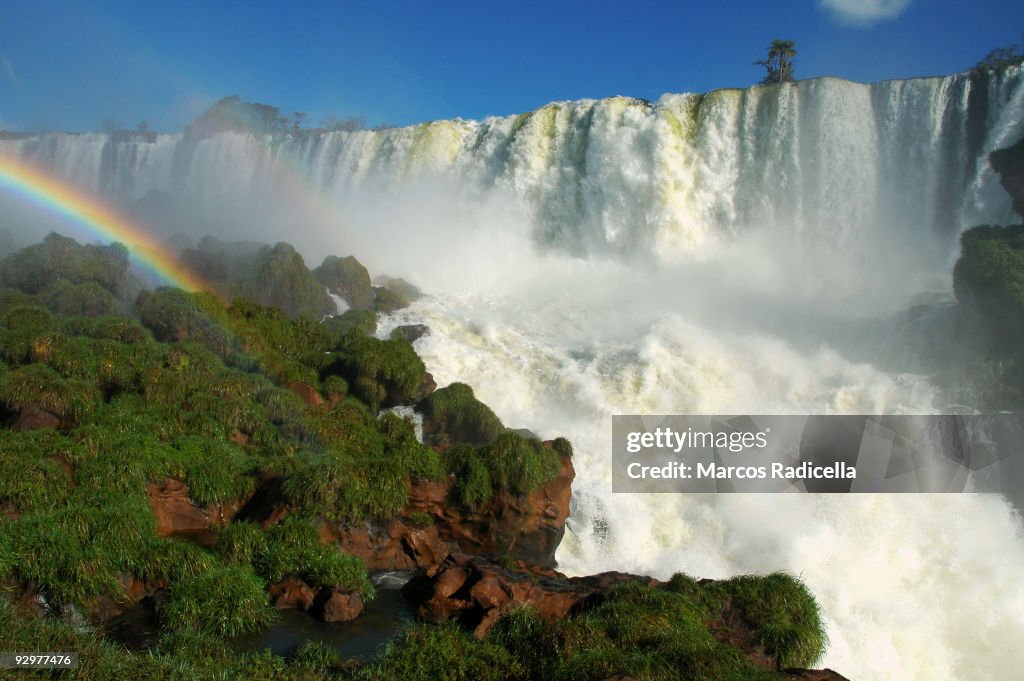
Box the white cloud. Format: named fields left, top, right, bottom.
left=817, top=0, right=913, bottom=26
left=1, top=56, right=18, bottom=85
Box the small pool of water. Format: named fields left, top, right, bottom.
left=106, top=571, right=417, bottom=661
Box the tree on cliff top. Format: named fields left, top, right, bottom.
left=972, top=34, right=1024, bottom=74
left=755, top=39, right=797, bottom=84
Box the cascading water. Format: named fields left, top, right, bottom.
left=3, top=67, right=1024, bottom=681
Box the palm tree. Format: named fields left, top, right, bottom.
left=755, top=39, right=797, bottom=84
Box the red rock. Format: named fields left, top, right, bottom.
left=7, top=403, right=66, bottom=431
left=269, top=576, right=317, bottom=611
left=318, top=589, right=363, bottom=622
left=287, top=380, right=324, bottom=406
left=433, top=566, right=469, bottom=599
left=146, top=478, right=248, bottom=536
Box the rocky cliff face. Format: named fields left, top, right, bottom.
left=320, top=445, right=575, bottom=571
left=990, top=136, right=1024, bottom=218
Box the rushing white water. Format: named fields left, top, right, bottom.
left=4, top=68, right=1024, bottom=680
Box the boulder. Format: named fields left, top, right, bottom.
left=391, top=324, right=430, bottom=344
left=314, top=255, right=375, bottom=310
left=286, top=380, right=323, bottom=406
left=7, top=403, right=66, bottom=432
left=146, top=478, right=249, bottom=537
left=269, top=576, right=317, bottom=611
left=316, top=589, right=364, bottom=623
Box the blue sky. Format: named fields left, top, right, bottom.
left=1, top=0, right=1022, bottom=133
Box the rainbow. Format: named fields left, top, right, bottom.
left=0, top=153, right=206, bottom=292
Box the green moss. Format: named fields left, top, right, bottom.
left=419, top=382, right=505, bottom=445
left=161, top=565, right=276, bottom=637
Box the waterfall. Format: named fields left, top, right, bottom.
left=3, top=67, right=1024, bottom=681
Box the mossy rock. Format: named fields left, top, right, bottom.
left=0, top=232, right=129, bottom=298
left=373, top=286, right=410, bottom=313
left=419, top=382, right=505, bottom=445
left=314, top=254, right=375, bottom=310
left=229, top=242, right=336, bottom=320
left=374, top=275, right=422, bottom=302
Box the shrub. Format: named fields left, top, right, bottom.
left=136, top=287, right=234, bottom=356
left=160, top=565, right=276, bottom=637
left=0, top=232, right=129, bottom=295
left=0, top=430, right=76, bottom=513
left=443, top=445, right=493, bottom=509
left=228, top=243, right=336, bottom=320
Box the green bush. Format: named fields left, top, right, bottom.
left=161, top=565, right=276, bottom=637
left=313, top=254, right=375, bottom=310
left=0, top=430, right=76, bottom=513
left=136, top=287, right=234, bottom=357
left=419, top=382, right=505, bottom=445
left=228, top=243, right=337, bottom=320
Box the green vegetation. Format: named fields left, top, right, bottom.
left=161, top=566, right=277, bottom=637
left=354, top=572, right=823, bottom=681
left=972, top=34, right=1024, bottom=74
left=951, top=224, right=1024, bottom=406
left=354, top=624, right=524, bottom=681
left=332, top=334, right=426, bottom=410
left=257, top=516, right=374, bottom=600
left=754, top=39, right=797, bottom=85
left=0, top=231, right=826, bottom=681
left=229, top=242, right=337, bottom=320
left=440, top=432, right=562, bottom=508
left=419, top=382, right=505, bottom=445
